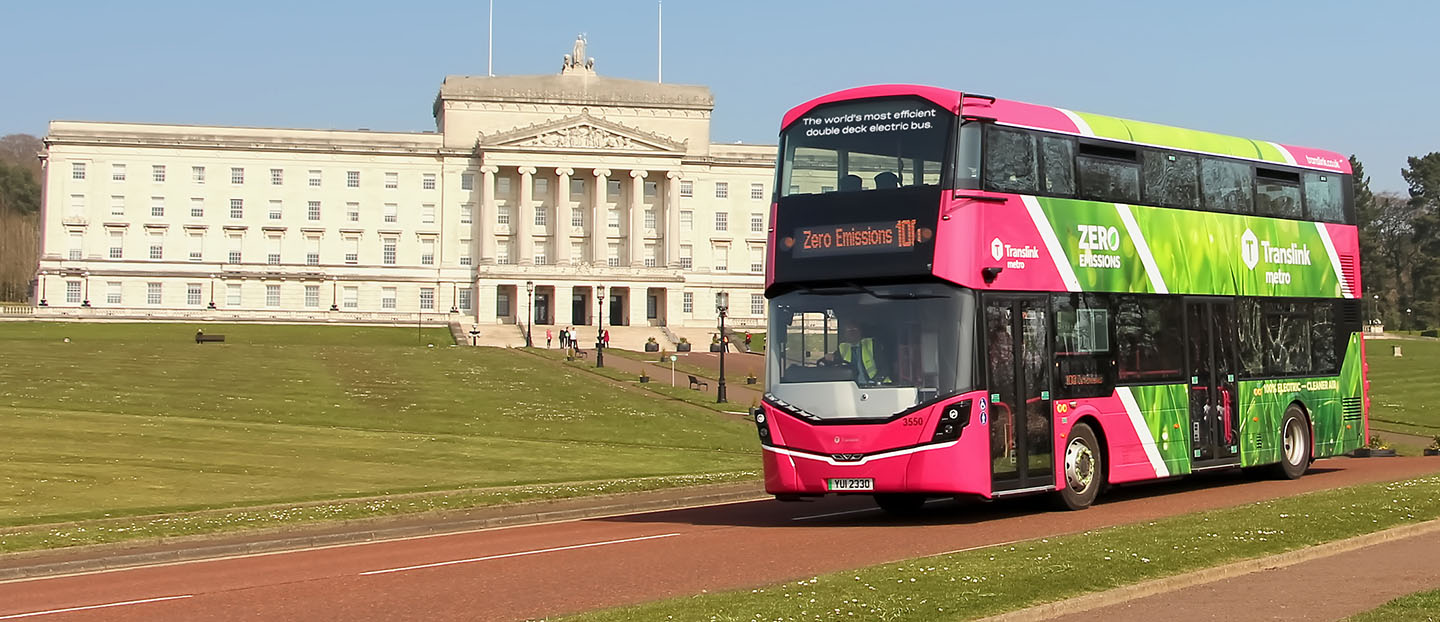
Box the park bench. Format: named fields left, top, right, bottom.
left=195, top=333, right=226, bottom=344
left=688, top=375, right=709, bottom=391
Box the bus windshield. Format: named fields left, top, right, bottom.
left=779, top=97, right=951, bottom=197
left=766, top=283, right=974, bottom=419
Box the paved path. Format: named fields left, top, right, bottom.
left=1, top=457, right=1436, bottom=621
left=596, top=349, right=764, bottom=408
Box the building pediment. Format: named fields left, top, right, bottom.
left=478, top=111, right=686, bottom=154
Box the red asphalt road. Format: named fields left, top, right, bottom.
left=3, top=457, right=1438, bottom=621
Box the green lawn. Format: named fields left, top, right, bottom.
left=1366, top=337, right=1440, bottom=439
left=1347, top=587, right=1440, bottom=621
left=568, top=474, right=1440, bottom=621
left=0, top=322, right=756, bottom=530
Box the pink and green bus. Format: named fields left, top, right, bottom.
left=757, top=85, right=1368, bottom=512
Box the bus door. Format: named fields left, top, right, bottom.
left=1185, top=300, right=1241, bottom=463
left=985, top=295, right=1055, bottom=492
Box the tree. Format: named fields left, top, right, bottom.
left=0, top=160, right=41, bottom=215
left=1401, top=152, right=1440, bottom=329
left=0, top=134, right=43, bottom=181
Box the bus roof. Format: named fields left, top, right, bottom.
left=780, top=85, right=1350, bottom=175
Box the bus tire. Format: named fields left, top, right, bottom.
left=1057, top=422, right=1103, bottom=510
left=1274, top=405, right=1311, bottom=480
left=874, top=493, right=927, bottom=516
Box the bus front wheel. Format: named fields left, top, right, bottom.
left=1274, top=405, right=1311, bottom=480
left=874, top=493, right=927, bottom=516
left=1057, top=423, right=1103, bottom=510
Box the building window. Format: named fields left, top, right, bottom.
left=111, top=163, right=125, bottom=181
left=458, top=288, right=472, bottom=311
left=342, top=286, right=358, bottom=310
left=267, top=252, right=281, bottom=265
left=106, top=282, right=122, bottom=305
left=346, top=202, right=360, bottom=222
left=460, top=203, right=473, bottom=224
left=188, top=233, right=203, bottom=261
left=152, top=165, right=166, bottom=182
left=307, top=201, right=321, bottom=221
left=643, top=243, right=656, bottom=268
left=68, top=194, right=84, bottom=219
left=226, top=283, right=242, bottom=306
left=535, top=177, right=549, bottom=196
left=383, top=238, right=397, bottom=265
left=66, top=281, right=82, bottom=303
left=67, top=231, right=82, bottom=260
left=381, top=287, right=397, bottom=310
left=682, top=291, right=693, bottom=313
left=149, top=240, right=163, bottom=260
left=187, top=283, right=203, bottom=306
left=714, top=244, right=728, bottom=271
left=460, top=238, right=472, bottom=266
left=570, top=177, right=585, bottom=199
left=384, top=203, right=398, bottom=223
left=606, top=243, right=620, bottom=267
left=346, top=170, right=360, bottom=188
left=308, top=169, right=322, bottom=187
left=344, top=237, right=359, bottom=264
left=419, top=288, right=435, bottom=310
left=533, top=241, right=547, bottom=266
left=265, top=284, right=280, bottom=307
left=644, top=209, right=656, bottom=229
left=680, top=210, right=693, bottom=231
left=496, top=242, right=511, bottom=265
left=384, top=172, right=398, bottom=189
left=191, top=166, right=205, bottom=183
left=305, top=285, right=320, bottom=308
left=306, top=237, right=320, bottom=265
left=230, top=167, right=244, bottom=185
left=714, top=181, right=728, bottom=199
left=227, top=235, right=243, bottom=264
left=679, top=180, right=693, bottom=197
left=750, top=182, right=765, bottom=200
left=607, top=210, right=619, bottom=229
left=750, top=256, right=763, bottom=273
left=268, top=200, right=283, bottom=220
left=229, top=198, right=243, bottom=219
left=422, top=203, right=435, bottom=224
left=150, top=197, right=164, bottom=217
left=570, top=207, right=583, bottom=228
left=190, top=198, right=203, bottom=218
left=498, top=177, right=512, bottom=197
left=606, top=179, right=621, bottom=198
left=751, top=293, right=764, bottom=316
left=534, top=206, right=546, bottom=226
left=270, top=168, right=283, bottom=185
left=111, top=195, right=125, bottom=216
left=423, top=173, right=436, bottom=190
left=72, top=162, right=86, bottom=180
left=679, top=245, right=693, bottom=270
left=496, top=289, right=511, bottom=317
left=460, top=173, right=475, bottom=191
left=421, top=239, right=435, bottom=265
left=108, top=231, right=123, bottom=258
left=751, top=213, right=764, bottom=233
left=714, top=212, right=728, bottom=231
left=147, top=282, right=162, bottom=305
left=497, top=206, right=510, bottom=225
left=644, top=181, right=657, bottom=197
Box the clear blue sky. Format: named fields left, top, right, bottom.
left=1, top=0, right=1433, bottom=194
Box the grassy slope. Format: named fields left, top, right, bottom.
left=1366, top=337, right=1440, bottom=439
left=1346, top=587, right=1440, bottom=621
left=0, top=323, right=756, bottom=526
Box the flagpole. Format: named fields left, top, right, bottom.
left=488, top=0, right=494, bottom=76
left=657, top=0, right=663, bottom=83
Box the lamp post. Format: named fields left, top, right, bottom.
left=1371, top=293, right=1379, bottom=326
left=1407, top=307, right=1413, bottom=331
left=330, top=276, right=339, bottom=311
left=716, top=291, right=729, bottom=404
left=37, top=270, right=47, bottom=306
left=596, top=284, right=606, bottom=368
left=80, top=271, right=90, bottom=307
left=525, top=280, right=535, bottom=348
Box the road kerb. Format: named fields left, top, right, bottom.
left=977, top=517, right=1440, bottom=622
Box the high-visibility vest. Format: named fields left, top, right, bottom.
left=839, top=338, right=877, bottom=383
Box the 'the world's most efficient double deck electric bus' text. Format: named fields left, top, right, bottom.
left=756, top=85, right=1367, bottom=512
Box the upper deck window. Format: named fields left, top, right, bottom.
left=779, top=97, right=951, bottom=198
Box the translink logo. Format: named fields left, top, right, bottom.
left=1241, top=229, right=1260, bottom=270
left=990, top=238, right=1004, bottom=262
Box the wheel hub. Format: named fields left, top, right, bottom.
left=1065, top=438, right=1094, bottom=493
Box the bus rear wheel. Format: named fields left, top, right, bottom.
left=1057, top=423, right=1103, bottom=510
left=874, top=493, right=927, bottom=516
left=1274, top=405, right=1311, bottom=480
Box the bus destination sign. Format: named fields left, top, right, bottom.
left=789, top=219, right=927, bottom=258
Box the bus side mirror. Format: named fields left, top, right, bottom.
left=982, top=266, right=1003, bottom=284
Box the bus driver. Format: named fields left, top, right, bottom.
left=821, top=322, right=888, bottom=384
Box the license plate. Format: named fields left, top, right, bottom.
left=827, top=478, right=874, bottom=491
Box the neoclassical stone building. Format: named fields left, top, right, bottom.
left=35, top=42, right=775, bottom=345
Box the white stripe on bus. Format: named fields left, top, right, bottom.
left=1313, top=222, right=1354, bottom=298
left=1114, top=203, right=1169, bottom=294
left=1056, top=108, right=1095, bottom=137
left=1022, top=195, right=1082, bottom=292
left=1266, top=141, right=1298, bottom=166
left=1116, top=387, right=1170, bottom=478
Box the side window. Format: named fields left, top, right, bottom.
left=1113, top=295, right=1185, bottom=382
left=1053, top=293, right=1115, bottom=397
left=1255, top=168, right=1302, bottom=219
left=1304, top=172, right=1345, bottom=223
left=1076, top=144, right=1141, bottom=204
left=1237, top=299, right=1264, bottom=377
left=1141, top=151, right=1199, bottom=209
left=954, top=122, right=983, bottom=190
left=1263, top=301, right=1311, bottom=376
left=1200, top=158, right=1254, bottom=213
left=983, top=126, right=1039, bottom=193
left=1040, top=136, right=1076, bottom=196
left=1311, top=301, right=1338, bottom=375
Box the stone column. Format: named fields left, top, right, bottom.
left=555, top=167, right=573, bottom=265
left=516, top=166, right=536, bottom=265
left=665, top=171, right=682, bottom=268
left=479, top=165, right=498, bottom=265
left=591, top=169, right=610, bottom=265
left=629, top=170, right=647, bottom=267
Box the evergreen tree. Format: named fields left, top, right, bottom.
left=1401, top=153, right=1440, bottom=329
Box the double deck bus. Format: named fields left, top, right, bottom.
left=756, top=85, right=1367, bottom=512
